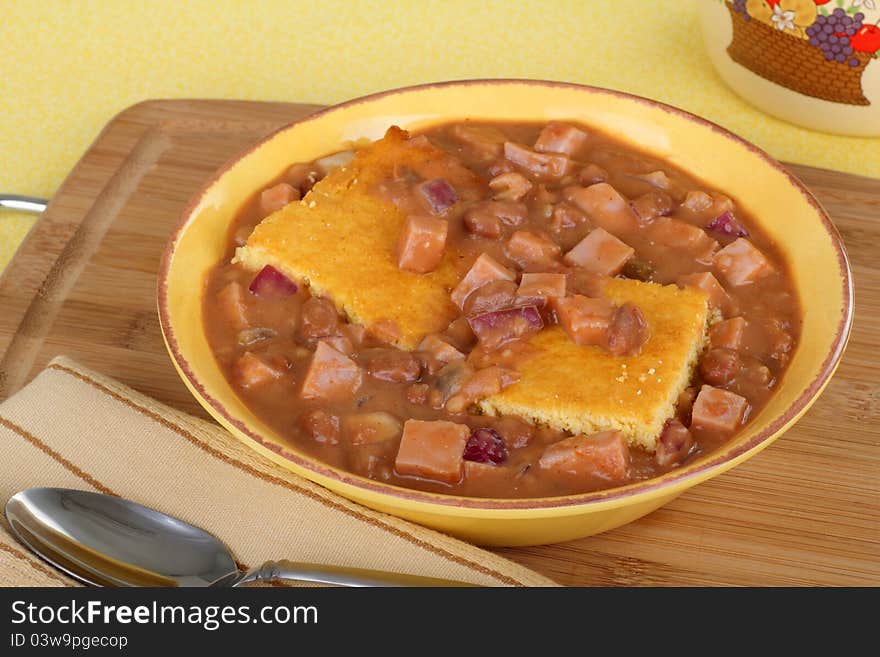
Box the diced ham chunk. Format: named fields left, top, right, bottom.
left=713, top=238, right=773, bottom=286
left=345, top=412, right=402, bottom=446
left=503, top=142, right=572, bottom=179
left=709, top=317, right=747, bottom=350
left=418, top=334, right=465, bottom=363
left=538, top=430, right=630, bottom=481
left=489, top=172, right=533, bottom=201
left=690, top=385, right=749, bottom=433
left=319, top=335, right=355, bottom=358
left=395, top=419, right=470, bottom=484
left=260, top=182, right=299, bottom=215
left=340, top=323, right=367, bottom=347
left=649, top=218, right=718, bottom=261
left=464, top=460, right=511, bottom=485
left=396, top=215, right=448, bottom=274
left=450, top=254, right=515, bottom=309
left=363, top=348, right=421, bottom=383
left=504, top=230, right=562, bottom=268
left=217, top=282, right=249, bottom=330
left=300, top=342, right=363, bottom=400
left=564, top=183, right=639, bottom=235
left=654, top=419, right=694, bottom=467
left=563, top=227, right=634, bottom=275
left=445, top=365, right=520, bottom=414
left=677, top=272, right=733, bottom=315
left=633, top=170, right=671, bottom=190
left=517, top=273, right=566, bottom=300
left=552, top=295, right=615, bottom=347
left=534, top=121, right=588, bottom=156
left=234, top=352, right=284, bottom=388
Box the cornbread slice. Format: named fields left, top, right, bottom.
left=233, top=127, right=482, bottom=349
left=479, top=278, right=710, bottom=451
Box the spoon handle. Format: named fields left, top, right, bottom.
left=234, top=560, right=477, bottom=587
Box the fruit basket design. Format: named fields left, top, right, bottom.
left=724, top=1, right=880, bottom=106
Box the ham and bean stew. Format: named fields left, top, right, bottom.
left=203, top=120, right=800, bottom=498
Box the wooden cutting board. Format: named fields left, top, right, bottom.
left=1, top=100, right=877, bottom=586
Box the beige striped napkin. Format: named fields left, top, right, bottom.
left=0, top=357, right=556, bottom=587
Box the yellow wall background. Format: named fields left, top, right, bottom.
left=1, top=0, right=878, bottom=271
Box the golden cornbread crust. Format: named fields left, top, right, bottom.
left=234, top=127, right=482, bottom=350
left=479, top=279, right=710, bottom=451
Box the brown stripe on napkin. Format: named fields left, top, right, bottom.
left=0, top=357, right=556, bottom=587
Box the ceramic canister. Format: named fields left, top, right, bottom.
left=700, top=0, right=880, bottom=136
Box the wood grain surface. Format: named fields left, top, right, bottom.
left=0, top=100, right=876, bottom=586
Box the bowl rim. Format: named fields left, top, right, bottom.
left=157, top=78, right=854, bottom=511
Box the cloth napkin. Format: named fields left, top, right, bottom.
left=0, top=357, right=556, bottom=587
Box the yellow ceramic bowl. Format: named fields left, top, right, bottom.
left=158, top=80, right=853, bottom=547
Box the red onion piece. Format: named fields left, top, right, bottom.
left=464, top=427, right=508, bottom=465
left=706, top=211, right=749, bottom=238
left=467, top=305, right=543, bottom=349
left=248, top=265, right=298, bottom=297
left=417, top=178, right=458, bottom=214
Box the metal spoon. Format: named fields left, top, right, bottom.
left=0, top=194, right=47, bottom=214
left=5, top=488, right=473, bottom=587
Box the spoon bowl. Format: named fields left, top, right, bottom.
left=6, top=488, right=238, bottom=587
left=5, top=488, right=471, bottom=587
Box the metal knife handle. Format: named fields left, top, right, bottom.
left=0, top=194, right=48, bottom=214
left=234, top=560, right=477, bottom=587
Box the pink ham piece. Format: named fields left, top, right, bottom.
left=690, top=385, right=749, bottom=433
left=234, top=352, right=285, bottom=388
left=300, top=342, right=363, bottom=400
left=564, top=182, right=639, bottom=235
left=677, top=272, right=733, bottom=315
left=248, top=265, right=298, bottom=297
left=538, top=430, right=631, bottom=481
left=504, top=230, right=562, bottom=269
left=417, top=178, right=458, bottom=214
left=713, top=238, right=773, bottom=286
left=395, top=419, right=470, bottom=484
left=648, top=218, right=719, bottom=262
left=517, top=272, right=566, bottom=300
left=533, top=122, right=588, bottom=157
left=396, top=215, right=448, bottom=274
left=259, top=182, right=299, bottom=215
left=551, top=295, right=615, bottom=347
left=450, top=253, right=515, bottom=309
left=709, top=316, right=747, bottom=350
left=503, top=142, right=572, bottom=179
left=563, top=227, right=634, bottom=275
